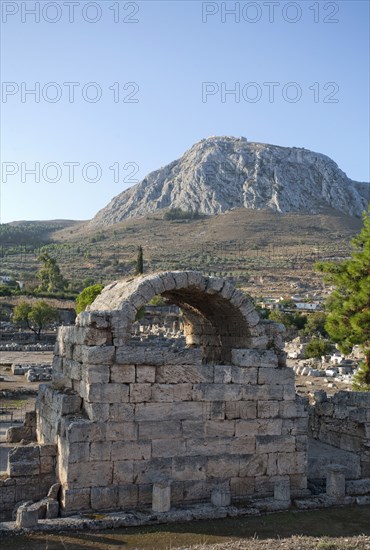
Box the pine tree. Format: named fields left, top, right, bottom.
left=135, top=246, right=144, bottom=275
left=316, top=205, right=370, bottom=389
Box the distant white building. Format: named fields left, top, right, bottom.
left=295, top=302, right=321, bottom=311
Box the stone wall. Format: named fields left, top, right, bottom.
left=1, top=271, right=311, bottom=519
left=309, top=391, right=370, bottom=478
left=0, top=443, right=57, bottom=520
left=33, top=271, right=308, bottom=515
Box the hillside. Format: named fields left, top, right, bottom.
left=90, top=137, right=369, bottom=226
left=1, top=208, right=363, bottom=298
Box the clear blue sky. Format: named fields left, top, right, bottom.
left=1, top=0, right=369, bottom=223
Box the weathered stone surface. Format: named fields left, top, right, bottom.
left=81, top=346, right=115, bottom=365
left=111, top=364, right=136, bottom=384
left=152, top=482, right=171, bottom=512
left=16, top=504, right=38, bottom=528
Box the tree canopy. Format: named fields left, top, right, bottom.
left=13, top=300, right=59, bottom=339
left=316, top=205, right=370, bottom=389
left=75, top=284, right=104, bottom=314
left=37, top=253, right=68, bottom=293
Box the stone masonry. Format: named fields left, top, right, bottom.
left=33, top=271, right=308, bottom=515
left=2, top=271, right=309, bottom=519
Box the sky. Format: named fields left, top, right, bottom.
left=0, top=0, right=369, bottom=223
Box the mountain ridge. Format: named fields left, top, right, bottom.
left=90, top=136, right=369, bottom=227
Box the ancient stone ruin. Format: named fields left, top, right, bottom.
left=1, top=271, right=369, bottom=525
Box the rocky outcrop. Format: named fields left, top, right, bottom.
left=90, top=136, right=369, bottom=226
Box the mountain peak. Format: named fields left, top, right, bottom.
left=90, top=137, right=369, bottom=227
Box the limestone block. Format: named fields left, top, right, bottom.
left=214, top=365, right=232, bottom=384
left=182, top=480, right=210, bottom=501
left=205, top=420, right=235, bottom=437
left=66, top=419, right=106, bottom=443
left=133, top=457, right=172, bottom=484
left=283, top=383, right=296, bottom=401
left=181, top=420, right=205, bottom=438
left=260, top=350, right=279, bottom=368
left=111, top=364, right=135, bottom=383
left=207, top=455, right=239, bottom=478
left=236, top=419, right=283, bottom=437
left=211, top=487, right=231, bottom=507
left=274, top=477, right=290, bottom=501
left=231, top=349, right=261, bottom=367
left=40, top=455, right=55, bottom=474
left=58, top=443, right=88, bottom=473
left=258, top=401, right=280, bottom=419
left=164, top=348, right=202, bottom=366
left=46, top=499, right=59, bottom=518
left=241, top=310, right=260, bottom=329
left=7, top=446, right=40, bottom=477
left=111, top=441, right=151, bottom=461
left=202, top=401, right=226, bottom=421
left=173, top=384, right=193, bottom=401
left=185, top=271, right=207, bottom=289
left=135, top=402, right=205, bottom=422
left=108, top=403, right=135, bottom=422
left=239, top=453, right=268, bottom=477
left=60, top=487, right=91, bottom=511
left=205, top=277, right=224, bottom=294
left=81, top=345, right=115, bottom=364
left=256, top=435, right=296, bottom=453
left=66, top=360, right=82, bottom=381
left=113, top=461, right=134, bottom=484
left=245, top=336, right=269, bottom=349
left=57, top=392, right=82, bottom=415
left=156, top=364, right=213, bottom=383
left=326, top=464, right=346, bottom=501
left=16, top=504, right=38, bottom=528
left=76, top=311, right=111, bottom=328
left=142, top=350, right=165, bottom=366
left=75, top=326, right=112, bottom=346
left=230, top=476, right=255, bottom=498
left=130, top=383, right=152, bottom=403
left=152, top=482, right=171, bottom=512
left=185, top=436, right=255, bottom=457
left=83, top=402, right=110, bottom=422
left=66, top=461, right=113, bottom=488
left=118, top=484, right=138, bottom=508
left=258, top=367, right=294, bottom=385
left=116, top=346, right=145, bottom=365
left=277, top=452, right=306, bottom=475
left=171, top=271, right=189, bottom=289
left=85, top=383, right=129, bottom=403
left=152, top=438, right=186, bottom=458
left=192, top=383, right=243, bottom=402
left=230, top=290, right=252, bottom=309
left=82, top=364, right=110, bottom=384
left=220, top=281, right=235, bottom=300
left=231, top=367, right=258, bottom=385
left=243, top=385, right=283, bottom=401
left=145, top=274, right=166, bottom=295
left=136, top=365, right=156, bottom=383
left=172, top=456, right=207, bottom=481
left=139, top=421, right=181, bottom=440
left=225, top=401, right=257, bottom=420
left=346, top=479, right=370, bottom=496
left=47, top=483, right=61, bottom=499
left=90, top=441, right=112, bottom=461
left=105, top=421, right=137, bottom=441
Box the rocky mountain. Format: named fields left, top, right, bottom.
left=91, top=137, right=369, bottom=226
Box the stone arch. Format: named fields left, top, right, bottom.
left=86, top=271, right=261, bottom=364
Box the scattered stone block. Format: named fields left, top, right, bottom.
left=152, top=482, right=171, bottom=512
